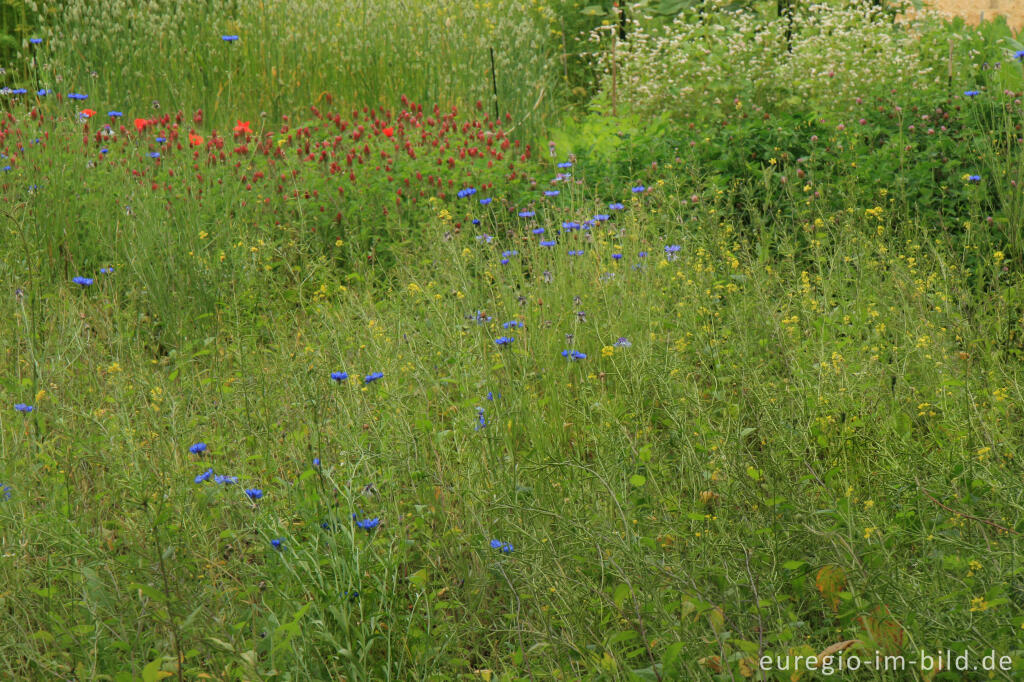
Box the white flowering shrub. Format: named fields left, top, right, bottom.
left=587, top=0, right=947, bottom=121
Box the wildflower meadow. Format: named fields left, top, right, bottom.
left=2, top=0, right=1024, bottom=679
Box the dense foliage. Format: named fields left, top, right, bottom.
left=1, top=1, right=1023, bottom=680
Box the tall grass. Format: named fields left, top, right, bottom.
left=28, top=0, right=560, bottom=138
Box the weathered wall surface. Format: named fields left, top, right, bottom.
left=927, top=0, right=1024, bottom=30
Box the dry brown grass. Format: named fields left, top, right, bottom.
left=927, top=0, right=1024, bottom=30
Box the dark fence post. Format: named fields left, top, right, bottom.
left=489, top=47, right=499, bottom=121
left=779, top=0, right=794, bottom=52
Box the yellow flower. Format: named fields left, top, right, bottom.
left=601, top=346, right=614, bottom=357
left=969, top=596, right=989, bottom=612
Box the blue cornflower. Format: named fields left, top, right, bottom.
left=271, top=538, right=285, bottom=550
left=313, top=457, right=321, bottom=468
left=364, top=371, right=383, bottom=383
left=609, top=203, right=624, bottom=210
left=582, top=220, right=595, bottom=229
left=155, top=136, right=166, bottom=143
left=100, top=149, right=109, bottom=154
left=614, top=337, right=632, bottom=348
left=544, top=190, right=559, bottom=197
left=518, top=210, right=535, bottom=218
left=67, top=93, right=88, bottom=100
left=99, top=267, right=114, bottom=274
left=532, top=227, right=545, bottom=235
left=72, top=276, right=93, bottom=286
left=221, top=35, right=240, bottom=42
left=214, top=474, right=238, bottom=485
left=563, top=221, right=580, bottom=230
left=189, top=442, right=207, bottom=454
left=557, top=161, right=572, bottom=169
left=245, top=488, right=263, bottom=500
left=194, top=468, right=213, bottom=484
left=502, top=320, right=523, bottom=329
left=612, top=253, right=623, bottom=260
left=964, top=90, right=980, bottom=97
left=29, top=38, right=42, bottom=44
left=638, top=251, right=648, bottom=258
left=968, top=175, right=981, bottom=183
left=107, top=111, right=122, bottom=118
left=665, top=245, right=682, bottom=255
left=149, top=152, right=160, bottom=159
left=569, top=249, right=584, bottom=256
left=353, top=514, right=380, bottom=530
left=495, top=336, right=515, bottom=346
left=474, top=311, right=492, bottom=323
left=14, top=404, right=34, bottom=413
left=502, top=250, right=518, bottom=257
left=457, top=187, right=477, bottom=198
left=10, top=89, right=27, bottom=95
left=594, top=214, right=610, bottom=221
left=0, top=484, right=10, bottom=500
left=561, top=349, right=587, bottom=360
left=1, top=166, right=10, bottom=172
left=475, top=233, right=492, bottom=243
left=501, top=259, right=510, bottom=265
left=475, top=406, right=487, bottom=430
left=37, top=89, right=50, bottom=96
left=480, top=197, right=493, bottom=205
left=631, top=186, right=645, bottom=193
left=472, top=219, right=481, bottom=225
left=489, top=539, right=514, bottom=553
left=331, top=371, right=348, bottom=382
left=540, top=240, right=556, bottom=248
left=486, top=391, right=497, bottom=401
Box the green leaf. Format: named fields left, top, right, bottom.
left=612, top=583, right=631, bottom=609
left=141, top=657, right=172, bottom=682
left=663, top=641, right=685, bottom=669
left=608, top=629, right=638, bottom=646
left=409, top=568, right=428, bottom=590
left=127, top=583, right=167, bottom=602
left=782, top=560, right=807, bottom=570
left=581, top=5, right=607, bottom=16
left=638, top=444, right=653, bottom=463
left=629, top=474, right=646, bottom=487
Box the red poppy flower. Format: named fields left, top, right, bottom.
left=134, top=118, right=148, bottom=132
left=188, top=132, right=204, bottom=146
left=80, top=109, right=96, bottom=118
left=233, top=120, right=252, bottom=135
left=382, top=126, right=394, bottom=137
